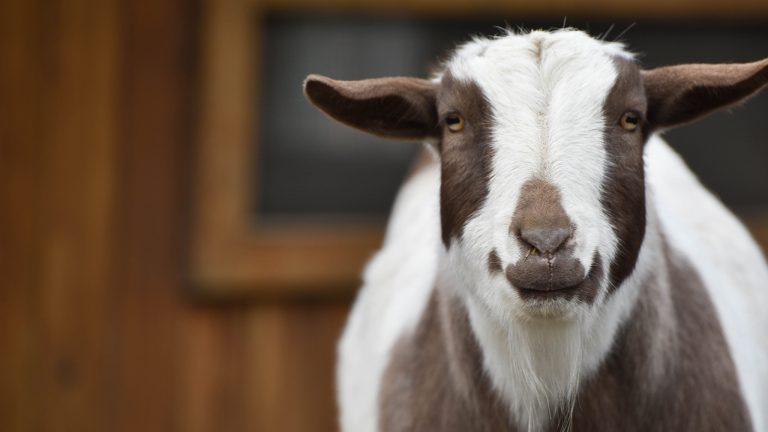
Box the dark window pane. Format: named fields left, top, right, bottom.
left=255, top=15, right=768, bottom=224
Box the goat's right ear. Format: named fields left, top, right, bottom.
left=642, top=58, right=768, bottom=129
left=303, top=74, right=439, bottom=141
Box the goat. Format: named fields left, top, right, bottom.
left=304, top=29, right=768, bottom=432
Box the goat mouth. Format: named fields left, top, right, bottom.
left=515, top=283, right=588, bottom=301
left=509, top=254, right=603, bottom=304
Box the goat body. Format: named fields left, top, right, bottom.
left=304, top=30, right=768, bottom=432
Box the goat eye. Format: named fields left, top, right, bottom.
left=620, top=112, right=639, bottom=132
left=445, top=114, right=465, bottom=132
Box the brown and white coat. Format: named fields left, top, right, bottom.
left=304, top=30, right=768, bottom=432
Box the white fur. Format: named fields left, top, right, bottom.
left=444, top=30, right=633, bottom=430
left=647, top=135, right=768, bottom=431
left=337, top=155, right=440, bottom=432
left=336, top=29, right=768, bottom=432
left=448, top=30, right=624, bottom=321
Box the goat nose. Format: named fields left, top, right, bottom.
left=519, top=225, right=573, bottom=255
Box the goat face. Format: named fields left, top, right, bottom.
left=434, top=32, right=646, bottom=319
left=305, top=29, right=768, bottom=319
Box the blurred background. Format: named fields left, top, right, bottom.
left=1, top=0, right=766, bottom=431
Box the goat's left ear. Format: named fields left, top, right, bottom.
left=303, top=74, right=438, bottom=141
left=642, top=58, right=768, bottom=129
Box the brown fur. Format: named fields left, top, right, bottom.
left=643, top=58, right=768, bottom=128
left=378, top=239, right=752, bottom=431
left=487, top=249, right=502, bottom=274
left=379, top=289, right=513, bottom=432
left=569, top=241, right=752, bottom=431
left=303, top=75, right=438, bottom=140
left=601, top=58, right=649, bottom=291
left=302, top=44, right=766, bottom=432
left=509, top=179, right=573, bottom=254
left=505, top=179, right=595, bottom=298
left=437, top=73, right=494, bottom=246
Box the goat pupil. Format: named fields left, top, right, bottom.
left=621, top=112, right=639, bottom=131
left=445, top=114, right=465, bottom=132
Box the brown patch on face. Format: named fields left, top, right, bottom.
left=509, top=179, right=573, bottom=254
left=437, top=72, right=494, bottom=247
left=601, top=58, right=649, bottom=291
left=504, top=179, right=602, bottom=302
left=487, top=249, right=502, bottom=274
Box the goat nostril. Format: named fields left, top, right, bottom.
left=519, top=226, right=573, bottom=255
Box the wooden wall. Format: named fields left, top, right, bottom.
left=1, top=2, right=767, bottom=432
left=0, top=0, right=348, bottom=431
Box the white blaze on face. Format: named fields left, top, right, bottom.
left=445, top=30, right=633, bottom=316
left=438, top=31, right=639, bottom=431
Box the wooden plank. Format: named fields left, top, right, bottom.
left=0, top=1, right=45, bottom=430
left=243, top=302, right=349, bottom=432
left=108, top=0, right=191, bottom=430
left=176, top=310, right=251, bottom=432
left=0, top=2, right=359, bottom=432
left=106, top=2, right=278, bottom=431
left=0, top=0, right=120, bottom=430
left=37, top=1, right=120, bottom=430
left=191, top=0, right=257, bottom=296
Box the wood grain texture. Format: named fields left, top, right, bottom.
left=1, top=1, right=766, bottom=432
left=191, top=0, right=383, bottom=299
left=0, top=0, right=120, bottom=430
left=108, top=0, right=188, bottom=429
left=0, top=1, right=45, bottom=429
left=0, top=0, right=349, bottom=431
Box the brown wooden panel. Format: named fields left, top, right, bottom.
left=177, top=310, right=249, bottom=432
left=0, top=1, right=353, bottom=431
left=0, top=0, right=120, bottom=431
left=1, top=1, right=765, bottom=432
left=109, top=0, right=190, bottom=430
left=0, top=1, right=45, bottom=429
left=39, top=2, right=119, bottom=430
left=243, top=302, right=349, bottom=432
